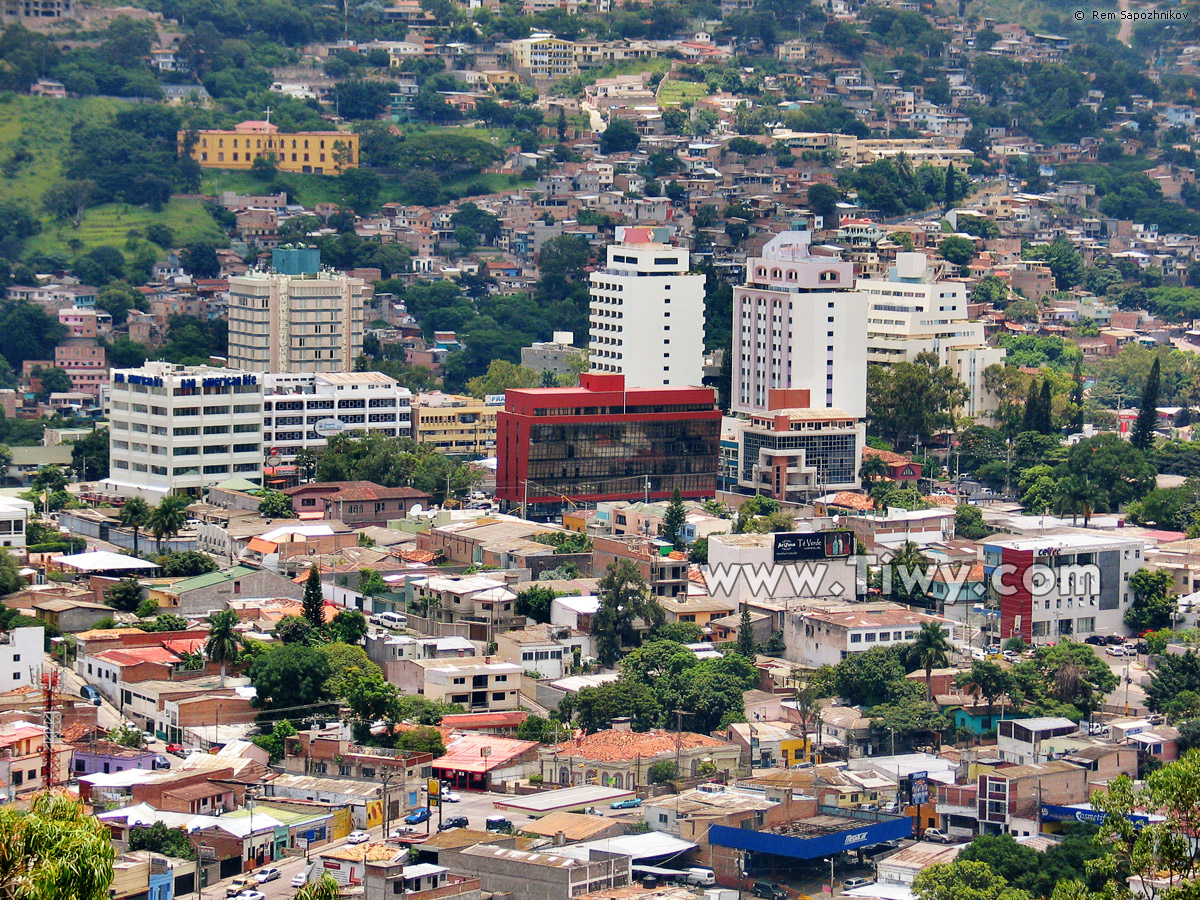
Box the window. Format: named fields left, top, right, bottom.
left=850, top=633, right=862, bottom=643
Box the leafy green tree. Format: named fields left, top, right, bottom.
left=955, top=660, right=1012, bottom=714
left=829, top=646, right=909, bottom=708
left=1009, top=642, right=1118, bottom=719
left=1062, top=433, right=1156, bottom=510
left=560, top=680, right=662, bottom=732
left=599, top=118, right=640, bottom=154
left=1131, top=357, right=1162, bottom=451
left=275, top=615, right=316, bottom=645
left=116, top=498, right=149, bottom=559
left=302, top=564, right=325, bottom=627
left=515, top=586, right=557, bottom=624
left=939, top=235, right=975, bottom=268
left=620, top=640, right=690, bottom=685
left=806, top=183, right=840, bottom=225
left=464, top=359, right=540, bottom=398
left=1146, top=651, right=1200, bottom=714
left=343, top=664, right=400, bottom=723
left=330, top=610, right=368, bottom=645
left=146, top=495, right=188, bottom=551
left=647, top=760, right=676, bottom=783
left=358, top=567, right=387, bottom=596
left=320, top=643, right=379, bottom=699
left=397, top=725, right=446, bottom=756
left=1127, top=569, right=1177, bottom=632
left=257, top=491, right=294, bottom=519
left=867, top=351, right=968, bottom=450
left=42, top=179, right=95, bottom=228
left=105, top=577, right=143, bottom=612
left=661, top=487, right=687, bottom=549
left=249, top=643, right=332, bottom=711
left=908, top=621, right=952, bottom=699
left=1022, top=238, right=1083, bottom=290
left=913, top=859, right=1032, bottom=900
left=154, top=550, right=218, bottom=577
left=180, top=242, right=220, bottom=279
left=70, top=427, right=109, bottom=480
left=206, top=609, right=241, bottom=688
left=516, top=714, right=563, bottom=743
left=251, top=719, right=297, bottom=764
left=869, top=696, right=950, bottom=750
left=128, top=820, right=197, bottom=859
left=955, top=504, right=991, bottom=539
left=688, top=536, right=709, bottom=564
left=0, top=793, right=116, bottom=900
left=887, top=541, right=933, bottom=606
left=592, top=560, right=664, bottom=666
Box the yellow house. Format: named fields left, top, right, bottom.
left=481, top=69, right=520, bottom=88
left=179, top=120, right=360, bottom=173
left=410, top=395, right=498, bottom=456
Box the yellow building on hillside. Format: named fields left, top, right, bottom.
left=179, top=120, right=360, bottom=173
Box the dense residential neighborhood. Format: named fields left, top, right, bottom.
left=7, top=0, right=1200, bottom=898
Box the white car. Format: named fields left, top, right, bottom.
left=442, top=791, right=461, bottom=803
left=253, top=868, right=281, bottom=884
left=1106, top=645, right=1129, bottom=657
left=236, top=891, right=266, bottom=900
left=347, top=830, right=371, bottom=844
left=291, top=873, right=308, bottom=889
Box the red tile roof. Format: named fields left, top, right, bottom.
left=432, top=733, right=540, bottom=773
left=825, top=492, right=876, bottom=511
left=440, top=711, right=528, bottom=730
left=863, top=446, right=910, bottom=465
left=283, top=481, right=430, bottom=502
left=94, top=647, right=181, bottom=666
left=552, top=729, right=729, bottom=762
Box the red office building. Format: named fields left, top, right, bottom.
left=497, top=373, right=720, bottom=515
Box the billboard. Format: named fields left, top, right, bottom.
left=709, top=817, right=911, bottom=859
left=910, top=771, right=929, bottom=806
left=1039, top=804, right=1149, bottom=826
left=774, top=531, right=854, bottom=563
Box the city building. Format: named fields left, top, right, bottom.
left=283, top=481, right=431, bottom=527
left=389, top=657, right=523, bottom=713
left=588, top=227, right=705, bottom=388
left=1, top=0, right=72, bottom=23
left=0, top=496, right=32, bottom=551
left=227, top=247, right=367, bottom=374
left=983, top=532, right=1146, bottom=644
left=521, top=333, right=584, bottom=379
left=592, top=535, right=689, bottom=599
left=725, top=389, right=862, bottom=500
left=101, top=363, right=264, bottom=500
left=508, top=33, right=579, bottom=79
left=731, top=228, right=868, bottom=417
left=0, top=627, right=44, bottom=694
left=496, top=373, right=720, bottom=516
left=179, top=120, right=360, bottom=173
left=786, top=602, right=950, bottom=668
left=411, top=393, right=500, bottom=456
left=860, top=253, right=1005, bottom=419
left=262, top=371, right=412, bottom=462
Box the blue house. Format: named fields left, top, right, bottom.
left=952, top=704, right=1029, bottom=736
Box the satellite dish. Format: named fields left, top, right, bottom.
left=410, top=504, right=424, bottom=516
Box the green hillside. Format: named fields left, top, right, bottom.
left=0, top=94, right=223, bottom=259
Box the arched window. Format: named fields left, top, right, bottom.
left=787, top=270, right=797, bottom=280
left=771, top=268, right=782, bottom=279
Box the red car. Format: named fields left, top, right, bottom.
left=165, top=743, right=185, bottom=756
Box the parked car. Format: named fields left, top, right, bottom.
left=80, top=685, right=101, bottom=705
left=253, top=868, right=281, bottom=884
left=610, top=797, right=642, bottom=809
left=406, top=808, right=432, bottom=825
left=485, top=816, right=513, bottom=833
left=922, top=828, right=955, bottom=843
left=142, top=731, right=157, bottom=744
left=227, top=878, right=257, bottom=898
left=752, top=882, right=788, bottom=900
left=389, top=827, right=417, bottom=839
left=347, top=831, right=370, bottom=844
left=165, top=743, right=185, bottom=756
left=1105, top=645, right=1129, bottom=657
left=290, top=874, right=308, bottom=889
left=235, top=891, right=265, bottom=900
left=684, top=869, right=715, bottom=886
left=1084, top=635, right=1107, bottom=646
left=152, top=755, right=171, bottom=770
left=1105, top=634, right=1126, bottom=645
left=442, top=791, right=461, bottom=803
left=439, top=816, right=469, bottom=831
left=843, top=878, right=875, bottom=890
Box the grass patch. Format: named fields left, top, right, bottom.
left=656, top=79, right=709, bottom=109
left=25, top=199, right=226, bottom=258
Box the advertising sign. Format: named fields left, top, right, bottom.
left=773, top=530, right=854, bottom=562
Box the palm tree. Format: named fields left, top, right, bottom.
left=908, top=621, right=953, bottom=700
left=1055, top=475, right=1107, bottom=527
left=147, top=495, right=189, bottom=552
left=0, top=792, right=115, bottom=900
left=859, top=453, right=887, bottom=485
left=294, top=874, right=341, bottom=900
left=205, top=609, right=241, bottom=688
left=118, top=496, right=150, bottom=557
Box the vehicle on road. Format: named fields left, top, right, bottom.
left=227, top=878, right=257, bottom=898
left=369, top=612, right=408, bottom=629
left=439, top=816, right=469, bottom=831
left=405, top=808, right=432, bottom=825
left=235, top=891, right=265, bottom=900
left=347, top=831, right=370, bottom=844
left=1105, top=634, right=1126, bottom=645
left=165, top=743, right=185, bottom=755
left=389, top=827, right=417, bottom=839
left=291, top=874, right=308, bottom=889
left=485, top=816, right=513, bottom=833
left=253, top=868, right=281, bottom=884
left=442, top=791, right=461, bottom=803
left=610, top=797, right=642, bottom=809
left=922, top=828, right=955, bottom=843
left=1106, top=645, right=1129, bottom=657
left=843, top=878, right=875, bottom=890
left=80, top=685, right=101, bottom=705
left=152, top=755, right=171, bottom=770
left=752, top=882, right=788, bottom=900
left=1084, top=635, right=1107, bottom=646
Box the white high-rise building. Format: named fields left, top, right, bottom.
left=860, top=252, right=1005, bottom=420
left=262, top=371, right=412, bottom=463
left=731, top=229, right=868, bottom=416
left=227, top=247, right=367, bottom=374
left=103, top=362, right=265, bottom=499
left=589, top=226, right=705, bottom=388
